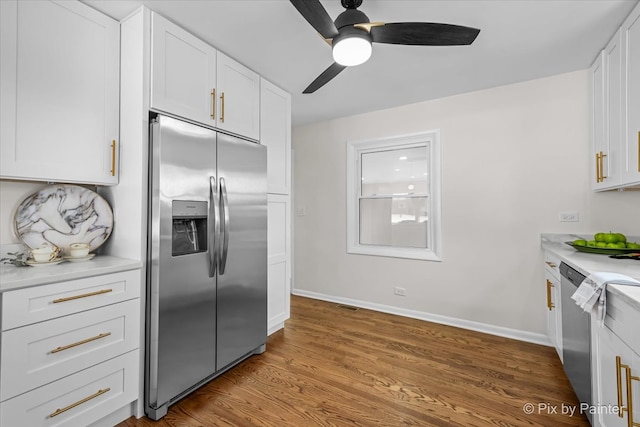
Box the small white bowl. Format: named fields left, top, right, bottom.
left=68, top=243, right=90, bottom=258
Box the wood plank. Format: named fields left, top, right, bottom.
left=118, top=295, right=589, bottom=426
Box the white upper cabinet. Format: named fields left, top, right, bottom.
left=217, top=52, right=260, bottom=140
left=621, top=4, right=640, bottom=184
left=0, top=0, right=120, bottom=185
left=150, top=12, right=260, bottom=140
left=591, top=1, right=640, bottom=191
left=150, top=12, right=217, bottom=127
left=261, top=78, right=292, bottom=195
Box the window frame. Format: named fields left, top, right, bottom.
left=346, top=130, right=442, bottom=261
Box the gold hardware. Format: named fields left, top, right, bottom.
left=545, top=261, right=557, bottom=269
left=110, top=140, right=116, bottom=176
left=52, top=289, right=112, bottom=304
left=353, top=22, right=385, bottom=33
left=601, top=151, right=607, bottom=181
left=618, top=356, right=624, bottom=416
left=220, top=92, right=225, bottom=123
left=211, top=89, right=216, bottom=120
left=546, top=279, right=554, bottom=310
left=49, top=388, right=111, bottom=418
left=50, top=332, right=111, bottom=354
left=616, top=355, right=640, bottom=426
left=596, top=152, right=601, bottom=182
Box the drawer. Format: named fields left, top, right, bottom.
left=0, top=349, right=139, bottom=427
left=1, top=299, right=140, bottom=401
left=604, top=291, right=640, bottom=355
left=2, top=270, right=140, bottom=330
left=543, top=251, right=561, bottom=279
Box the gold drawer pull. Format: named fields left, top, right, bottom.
left=50, top=332, right=111, bottom=354
left=220, top=91, right=225, bottom=123
left=211, top=88, right=216, bottom=120
left=545, top=261, right=557, bottom=269
left=616, top=355, right=640, bottom=426
left=110, top=140, right=117, bottom=176
left=49, top=388, right=111, bottom=418
left=52, top=289, right=112, bottom=304
left=546, top=279, right=554, bottom=310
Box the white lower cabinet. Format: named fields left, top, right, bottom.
left=0, top=350, right=139, bottom=427
left=268, top=194, right=291, bottom=334
left=591, top=292, right=640, bottom=427
left=0, top=269, right=141, bottom=427
left=543, top=251, right=562, bottom=360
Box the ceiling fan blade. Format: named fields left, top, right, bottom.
left=371, top=23, right=480, bottom=46
left=303, top=63, right=347, bottom=94
left=290, top=0, right=339, bottom=40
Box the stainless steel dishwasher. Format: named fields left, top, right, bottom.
left=559, top=262, right=592, bottom=424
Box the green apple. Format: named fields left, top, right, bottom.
left=587, top=240, right=598, bottom=247
left=606, top=243, right=620, bottom=249
left=596, top=242, right=608, bottom=248
left=603, top=233, right=618, bottom=244
left=615, top=233, right=627, bottom=243
left=573, top=239, right=587, bottom=246
left=626, top=242, right=640, bottom=249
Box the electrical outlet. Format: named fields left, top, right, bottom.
left=394, top=287, right=406, bottom=296
left=559, top=212, right=579, bottom=222
left=296, top=206, right=306, bottom=216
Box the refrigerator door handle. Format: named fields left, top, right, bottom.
left=219, top=177, right=230, bottom=275
left=209, top=176, right=220, bottom=278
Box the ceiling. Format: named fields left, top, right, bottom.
left=82, top=0, right=639, bottom=128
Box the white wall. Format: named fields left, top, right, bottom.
left=292, top=69, right=639, bottom=340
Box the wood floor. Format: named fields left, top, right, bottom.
left=118, top=295, right=589, bottom=427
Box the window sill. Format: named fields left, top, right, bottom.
left=347, top=245, right=442, bottom=261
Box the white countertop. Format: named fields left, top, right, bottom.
left=0, top=255, right=142, bottom=292
left=541, top=234, right=640, bottom=311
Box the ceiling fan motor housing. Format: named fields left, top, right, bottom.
left=334, top=8, right=369, bottom=30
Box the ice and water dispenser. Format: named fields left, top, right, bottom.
left=172, top=200, right=207, bottom=256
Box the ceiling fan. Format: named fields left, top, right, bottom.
left=290, top=0, right=480, bottom=93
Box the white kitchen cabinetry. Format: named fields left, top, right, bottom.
left=591, top=1, right=640, bottom=191
left=150, top=11, right=216, bottom=127
left=261, top=78, right=292, bottom=195
left=150, top=12, right=260, bottom=140
left=262, top=78, right=292, bottom=335
left=268, top=194, right=291, bottom=334
left=621, top=4, right=640, bottom=184
left=591, top=292, right=640, bottom=427
left=0, top=0, right=120, bottom=185
left=543, top=252, right=563, bottom=360
left=0, top=270, right=141, bottom=427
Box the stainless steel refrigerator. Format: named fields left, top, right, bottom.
left=145, top=114, right=267, bottom=420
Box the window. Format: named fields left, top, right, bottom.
left=346, top=131, right=441, bottom=261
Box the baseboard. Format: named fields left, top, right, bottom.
left=292, top=289, right=551, bottom=347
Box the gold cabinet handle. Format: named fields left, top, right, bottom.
left=596, top=152, right=602, bottom=182
left=50, top=332, right=111, bottom=354
left=52, top=289, right=112, bottom=304
left=110, top=140, right=116, bottom=176
left=545, top=261, right=557, bottom=269
left=48, top=388, right=111, bottom=418
left=211, top=88, right=216, bottom=120
left=546, top=279, right=554, bottom=310
left=616, top=355, right=640, bottom=426
left=220, top=91, right=225, bottom=123
left=600, top=151, right=607, bottom=181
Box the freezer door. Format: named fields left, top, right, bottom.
left=216, top=133, right=267, bottom=371
left=148, top=116, right=217, bottom=410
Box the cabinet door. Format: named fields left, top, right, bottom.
left=621, top=3, right=640, bottom=185
left=216, top=52, right=260, bottom=140
left=0, top=0, right=119, bottom=185
left=604, top=30, right=622, bottom=189
left=150, top=12, right=217, bottom=126
left=261, top=78, right=292, bottom=195
left=267, top=194, right=291, bottom=334
left=591, top=51, right=608, bottom=190
left=592, top=322, right=638, bottom=427
left=544, top=270, right=562, bottom=361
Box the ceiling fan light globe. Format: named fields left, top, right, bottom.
left=332, top=36, right=372, bottom=66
